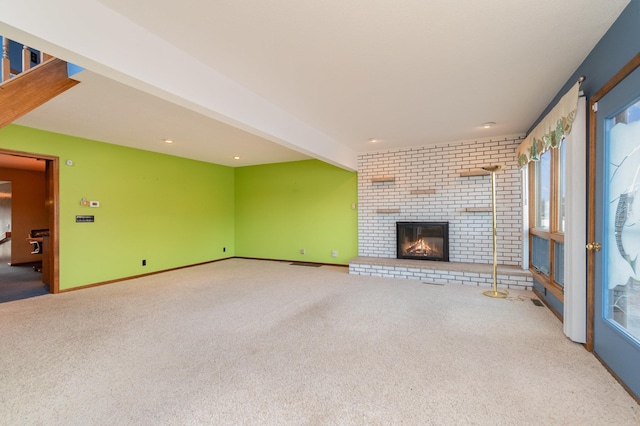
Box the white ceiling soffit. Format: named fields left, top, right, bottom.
left=0, top=0, right=631, bottom=171
left=14, top=70, right=310, bottom=168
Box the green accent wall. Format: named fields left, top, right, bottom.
left=0, top=126, right=358, bottom=290
left=0, top=125, right=235, bottom=290
left=234, top=160, right=357, bottom=264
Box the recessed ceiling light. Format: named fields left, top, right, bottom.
left=163, top=139, right=174, bottom=144
left=482, top=122, right=496, bottom=129
left=368, top=138, right=379, bottom=143
left=233, top=156, right=241, bottom=160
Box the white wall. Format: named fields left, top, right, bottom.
left=358, top=138, right=523, bottom=265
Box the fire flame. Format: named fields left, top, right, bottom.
left=404, top=237, right=443, bottom=257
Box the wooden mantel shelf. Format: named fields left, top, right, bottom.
left=371, top=176, right=396, bottom=183
left=459, top=169, right=490, bottom=177
left=410, top=189, right=435, bottom=195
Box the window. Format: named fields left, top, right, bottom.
left=557, top=140, right=566, bottom=233
left=529, top=143, right=565, bottom=303
left=535, top=150, right=551, bottom=229
left=516, top=82, right=581, bottom=315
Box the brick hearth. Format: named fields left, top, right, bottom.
left=349, top=256, right=532, bottom=290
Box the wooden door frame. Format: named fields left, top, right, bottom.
left=0, top=148, right=59, bottom=293
left=587, top=52, right=640, bottom=351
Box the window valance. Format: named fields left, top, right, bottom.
left=516, top=82, right=580, bottom=168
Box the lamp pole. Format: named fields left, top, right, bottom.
left=482, top=165, right=508, bottom=298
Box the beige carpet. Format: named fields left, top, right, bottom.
left=0, top=258, right=638, bottom=425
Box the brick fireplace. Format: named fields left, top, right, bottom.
left=350, top=138, right=532, bottom=290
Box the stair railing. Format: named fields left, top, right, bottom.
left=1, top=37, right=9, bottom=82
left=1, top=36, right=53, bottom=84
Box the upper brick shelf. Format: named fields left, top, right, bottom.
left=465, top=207, right=493, bottom=212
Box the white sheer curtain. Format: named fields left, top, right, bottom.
left=563, top=96, right=587, bottom=343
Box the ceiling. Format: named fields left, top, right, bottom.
left=1, top=0, right=631, bottom=170
left=14, top=71, right=310, bottom=167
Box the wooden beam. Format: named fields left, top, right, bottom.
left=530, top=268, right=564, bottom=303
left=0, top=58, right=79, bottom=129
left=46, top=158, right=60, bottom=293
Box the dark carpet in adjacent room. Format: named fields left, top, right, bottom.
left=0, top=262, right=48, bottom=303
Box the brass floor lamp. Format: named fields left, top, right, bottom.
left=482, top=165, right=508, bottom=298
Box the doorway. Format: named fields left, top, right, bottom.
left=589, top=53, right=640, bottom=401
left=0, top=180, right=46, bottom=302
left=0, top=149, right=59, bottom=300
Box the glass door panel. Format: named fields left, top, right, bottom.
left=593, top=62, right=640, bottom=399
left=605, top=97, right=640, bottom=343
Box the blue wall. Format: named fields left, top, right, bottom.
left=529, top=0, right=640, bottom=132
left=533, top=279, right=563, bottom=318
left=528, top=1, right=640, bottom=310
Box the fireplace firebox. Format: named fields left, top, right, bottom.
left=397, top=222, right=449, bottom=261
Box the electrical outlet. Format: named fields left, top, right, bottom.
left=332, top=250, right=338, bottom=258
left=142, top=259, right=146, bottom=266
left=300, top=248, right=305, bottom=255
left=223, top=247, right=226, bottom=252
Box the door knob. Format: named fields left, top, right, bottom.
left=586, top=242, right=602, bottom=252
